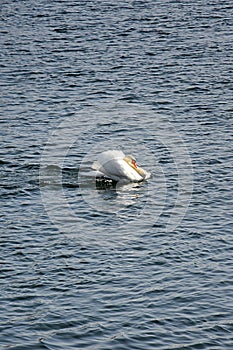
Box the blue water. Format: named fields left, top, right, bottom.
left=1, top=0, right=233, bottom=349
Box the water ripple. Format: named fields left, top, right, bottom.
left=1, top=0, right=233, bottom=349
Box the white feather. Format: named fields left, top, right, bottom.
left=92, top=150, right=150, bottom=182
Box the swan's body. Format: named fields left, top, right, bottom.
left=92, top=150, right=150, bottom=183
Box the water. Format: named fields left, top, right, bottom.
left=1, top=0, right=233, bottom=349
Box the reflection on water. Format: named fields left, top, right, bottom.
left=78, top=165, right=151, bottom=216
left=96, top=178, right=144, bottom=207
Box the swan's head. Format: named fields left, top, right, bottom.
left=123, top=155, right=147, bottom=179
left=124, top=155, right=137, bottom=168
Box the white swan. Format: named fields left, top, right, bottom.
left=92, top=150, right=151, bottom=182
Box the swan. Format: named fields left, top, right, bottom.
left=92, top=150, right=151, bottom=183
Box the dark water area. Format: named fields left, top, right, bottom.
left=1, top=0, right=233, bottom=349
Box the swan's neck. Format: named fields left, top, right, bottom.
left=135, top=166, right=146, bottom=178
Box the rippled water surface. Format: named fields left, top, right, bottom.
left=1, top=0, right=233, bottom=349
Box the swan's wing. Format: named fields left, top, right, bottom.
left=101, top=158, right=143, bottom=182
left=92, top=150, right=125, bottom=172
